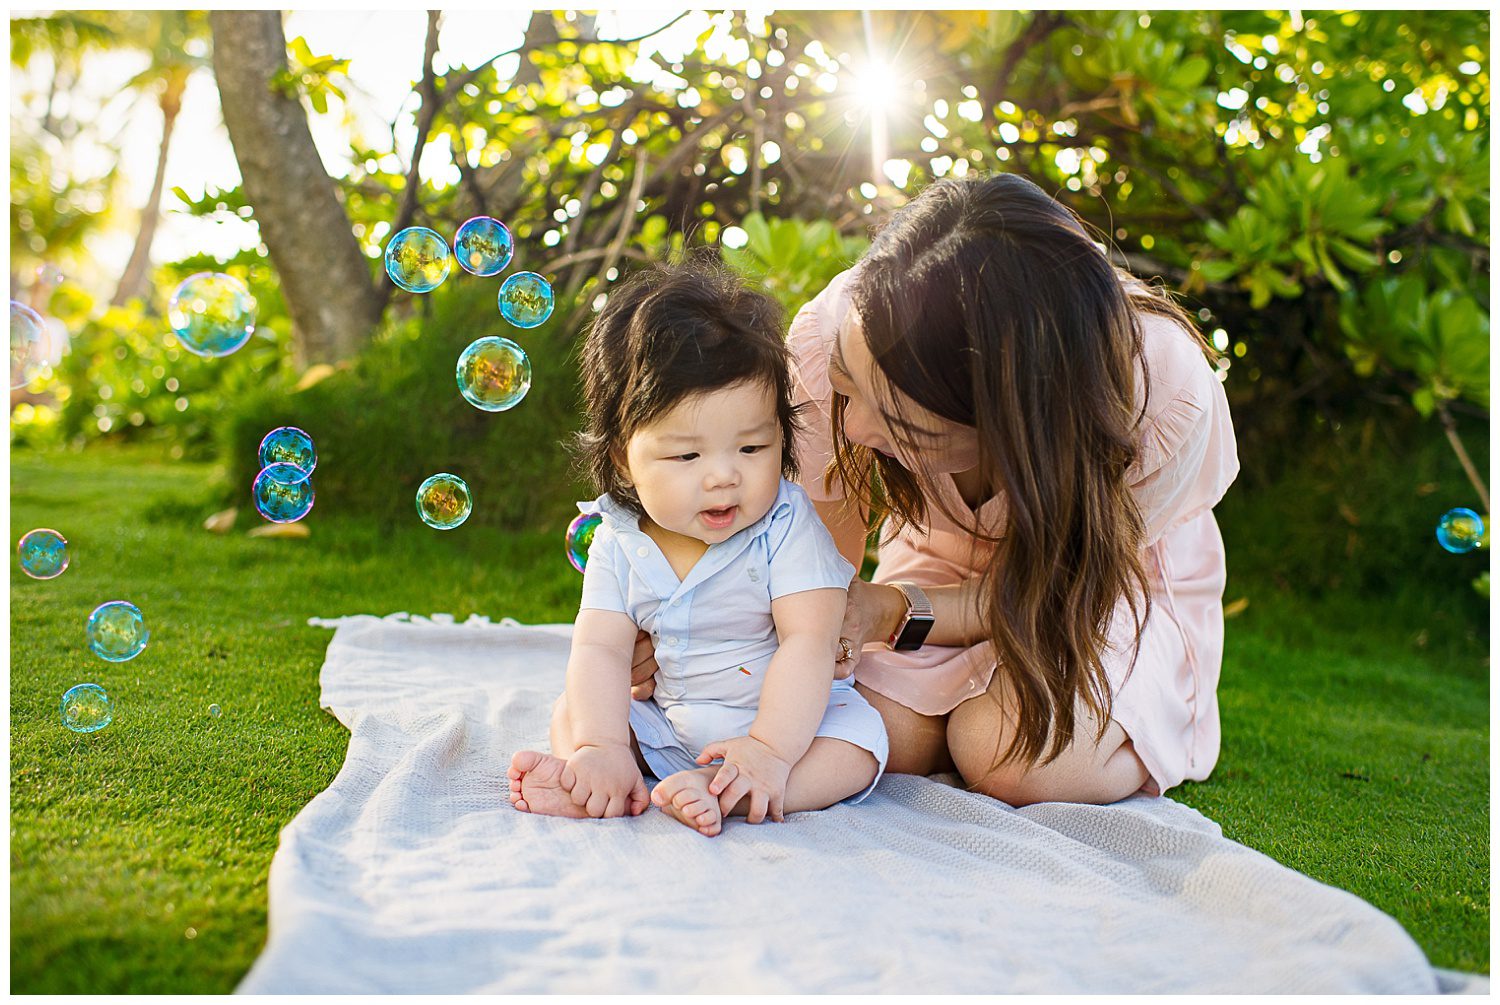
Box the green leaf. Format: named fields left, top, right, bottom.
left=1169, top=55, right=1210, bottom=89
left=1443, top=198, right=1475, bottom=237
left=1411, top=386, right=1436, bottom=417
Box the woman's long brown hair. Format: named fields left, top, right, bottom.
left=829, top=173, right=1210, bottom=771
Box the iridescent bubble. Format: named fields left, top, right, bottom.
left=416, top=473, right=472, bottom=530
left=456, top=336, right=531, bottom=412
left=11, top=300, right=48, bottom=389
left=565, top=511, right=603, bottom=574
left=60, top=683, right=113, bottom=733
left=167, top=272, right=257, bottom=358
left=454, top=216, right=515, bottom=276
left=209, top=704, right=222, bottom=718
left=86, top=601, right=149, bottom=663
left=253, top=463, right=315, bottom=523
left=17, top=528, right=69, bottom=580
left=1436, top=507, right=1485, bottom=554
left=259, top=426, right=317, bottom=475
left=385, top=226, right=452, bottom=293
left=498, top=272, right=554, bottom=329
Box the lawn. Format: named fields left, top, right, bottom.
left=9, top=442, right=1489, bottom=991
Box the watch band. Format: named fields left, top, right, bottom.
left=885, top=581, right=936, bottom=651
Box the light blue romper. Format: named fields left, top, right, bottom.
left=578, top=479, right=889, bottom=803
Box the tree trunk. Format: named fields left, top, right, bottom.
left=209, top=10, right=382, bottom=365
left=111, top=71, right=187, bottom=307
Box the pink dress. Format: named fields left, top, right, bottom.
left=787, top=268, right=1240, bottom=796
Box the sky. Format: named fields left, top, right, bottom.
left=10, top=9, right=723, bottom=295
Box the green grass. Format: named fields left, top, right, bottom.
left=9, top=442, right=1489, bottom=990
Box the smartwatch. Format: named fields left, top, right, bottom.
left=885, top=581, right=935, bottom=651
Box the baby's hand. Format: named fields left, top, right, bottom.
left=566, top=744, right=649, bottom=818
left=696, top=736, right=793, bottom=823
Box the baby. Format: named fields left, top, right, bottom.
left=508, top=259, right=888, bottom=836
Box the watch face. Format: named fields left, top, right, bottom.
left=893, top=615, right=936, bottom=651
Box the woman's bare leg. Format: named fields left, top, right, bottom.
left=854, top=682, right=955, bottom=775
left=945, top=669, right=1150, bottom=806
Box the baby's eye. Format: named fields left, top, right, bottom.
left=672, top=452, right=699, bottom=462
left=740, top=444, right=768, bottom=455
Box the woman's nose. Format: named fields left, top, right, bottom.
left=843, top=399, right=884, bottom=450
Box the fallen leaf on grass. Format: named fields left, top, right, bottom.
left=248, top=522, right=311, bottom=539
left=203, top=507, right=238, bottom=533
left=1223, top=596, right=1249, bottom=618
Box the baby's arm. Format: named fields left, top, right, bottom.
left=697, top=586, right=847, bottom=821
left=559, top=607, right=647, bottom=817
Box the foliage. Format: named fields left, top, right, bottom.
left=10, top=11, right=1490, bottom=561
left=11, top=249, right=296, bottom=457
left=720, top=212, right=869, bottom=315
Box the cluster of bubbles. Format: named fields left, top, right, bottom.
left=383, top=216, right=561, bottom=532
left=1436, top=507, right=1486, bottom=554
left=254, top=426, right=317, bottom=523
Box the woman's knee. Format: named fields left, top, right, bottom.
left=946, top=689, right=1147, bottom=806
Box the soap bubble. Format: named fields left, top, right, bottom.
left=253, top=463, right=315, bottom=523
left=209, top=704, right=222, bottom=718
left=454, top=216, right=515, bottom=276
left=259, top=426, right=317, bottom=475
left=17, top=528, right=69, bottom=580
left=498, top=272, right=554, bottom=329
left=416, top=473, right=472, bottom=530
left=61, top=683, right=113, bottom=733
left=86, top=601, right=149, bottom=662
left=565, top=511, right=603, bottom=574
left=456, top=336, right=531, bottom=411
left=168, top=272, right=257, bottom=357
left=11, top=300, right=48, bottom=389
left=385, top=226, right=452, bottom=293
left=1436, top=507, right=1485, bottom=554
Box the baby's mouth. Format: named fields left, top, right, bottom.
left=699, top=505, right=738, bottom=529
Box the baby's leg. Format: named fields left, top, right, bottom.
left=508, top=693, right=650, bottom=817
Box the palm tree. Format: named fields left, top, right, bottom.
left=105, top=11, right=210, bottom=306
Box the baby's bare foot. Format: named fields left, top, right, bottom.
left=651, top=767, right=723, bottom=837
left=508, top=750, right=589, bottom=818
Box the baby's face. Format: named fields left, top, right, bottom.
left=623, top=380, right=783, bottom=545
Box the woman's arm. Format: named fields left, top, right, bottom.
left=851, top=576, right=986, bottom=650
left=813, top=496, right=987, bottom=655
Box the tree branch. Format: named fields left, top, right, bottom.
left=386, top=9, right=443, bottom=313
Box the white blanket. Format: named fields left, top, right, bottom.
left=237, top=613, right=1455, bottom=994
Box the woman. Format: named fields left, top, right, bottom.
left=635, top=173, right=1238, bottom=806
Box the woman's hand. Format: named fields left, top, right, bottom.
left=628, top=629, right=657, bottom=700
left=834, top=578, right=906, bottom=679
left=696, top=735, right=794, bottom=823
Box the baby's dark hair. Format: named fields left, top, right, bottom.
left=573, top=256, right=800, bottom=515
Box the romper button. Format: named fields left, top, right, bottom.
left=671, top=598, right=680, bottom=606
left=636, top=546, right=648, bottom=557
left=667, top=636, right=679, bottom=646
